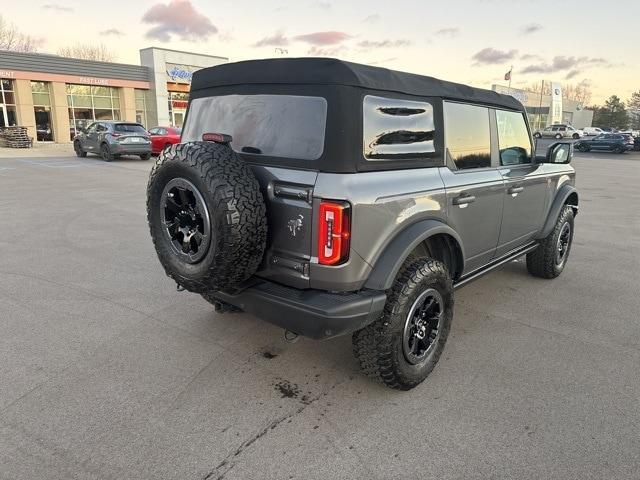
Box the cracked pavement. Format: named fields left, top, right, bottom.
left=0, top=147, right=639, bottom=479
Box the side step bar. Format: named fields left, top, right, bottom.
left=454, top=242, right=538, bottom=290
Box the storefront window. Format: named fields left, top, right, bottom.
left=31, top=81, right=54, bottom=141
left=168, top=91, right=189, bottom=127
left=66, top=84, right=121, bottom=139
left=0, top=78, right=17, bottom=128
left=135, top=89, right=150, bottom=127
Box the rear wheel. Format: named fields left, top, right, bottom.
left=100, top=143, right=113, bottom=162
left=572, top=133, right=580, bottom=139
left=555, top=133, right=563, bottom=139
left=613, top=145, right=625, bottom=154
left=576, top=143, right=589, bottom=152
left=534, top=132, right=542, bottom=139
left=352, top=258, right=453, bottom=390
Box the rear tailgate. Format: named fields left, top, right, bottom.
left=251, top=165, right=317, bottom=288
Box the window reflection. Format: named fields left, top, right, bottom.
left=496, top=110, right=531, bottom=166
left=363, top=95, right=435, bottom=160
left=444, top=102, right=491, bottom=170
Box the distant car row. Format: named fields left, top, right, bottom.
left=574, top=133, right=637, bottom=153
left=72, top=121, right=181, bottom=161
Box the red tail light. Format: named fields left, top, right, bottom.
left=318, top=201, right=351, bottom=266
left=111, top=133, right=121, bottom=137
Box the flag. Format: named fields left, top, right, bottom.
left=504, top=69, right=512, bottom=81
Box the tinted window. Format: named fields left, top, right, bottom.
left=96, top=124, right=107, bottom=132
left=363, top=95, right=435, bottom=160
left=496, top=110, right=532, bottom=166
left=115, top=123, right=147, bottom=134
left=148, top=127, right=159, bottom=135
left=182, top=95, right=327, bottom=160
left=444, top=102, right=491, bottom=170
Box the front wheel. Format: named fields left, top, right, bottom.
left=555, top=133, right=563, bottom=139
left=352, top=258, right=454, bottom=390
left=613, top=145, right=625, bottom=154
left=74, top=141, right=87, bottom=158
left=572, top=133, right=580, bottom=139
left=534, top=132, right=542, bottom=139
left=527, top=206, right=574, bottom=279
left=100, top=143, right=113, bottom=162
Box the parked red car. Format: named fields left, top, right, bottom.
left=148, top=126, right=181, bottom=155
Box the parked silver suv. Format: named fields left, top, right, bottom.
left=534, top=124, right=583, bottom=139
left=146, top=59, right=578, bottom=390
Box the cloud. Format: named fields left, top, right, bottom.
left=358, top=39, right=411, bottom=49
left=253, top=31, right=289, bottom=47
left=363, top=14, right=380, bottom=23
left=521, top=56, right=608, bottom=74
left=294, top=31, right=350, bottom=45
left=142, top=0, right=217, bottom=42
left=435, top=27, right=459, bottom=37
left=99, top=28, right=124, bottom=37
left=308, top=45, right=346, bottom=56
left=312, top=1, right=331, bottom=8
left=472, top=47, right=518, bottom=65
left=520, top=53, right=542, bottom=61
left=522, top=23, right=542, bottom=34
left=42, top=3, right=73, bottom=12
left=565, top=69, right=581, bottom=80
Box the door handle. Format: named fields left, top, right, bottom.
left=453, top=194, right=476, bottom=207
left=508, top=186, right=524, bottom=196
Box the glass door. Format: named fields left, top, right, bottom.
left=0, top=105, right=7, bottom=128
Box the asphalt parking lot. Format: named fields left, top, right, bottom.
left=1, top=146, right=639, bottom=480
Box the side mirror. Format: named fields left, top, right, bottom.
left=536, top=141, right=573, bottom=164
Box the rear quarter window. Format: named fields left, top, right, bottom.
left=363, top=95, right=435, bottom=160
left=182, top=95, right=327, bottom=160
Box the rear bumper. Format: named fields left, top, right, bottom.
left=112, top=143, right=151, bottom=154
left=209, top=280, right=387, bottom=340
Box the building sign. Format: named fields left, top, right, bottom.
left=0, top=70, right=15, bottom=78
left=171, top=100, right=188, bottom=109
left=166, top=63, right=200, bottom=84
left=550, top=82, right=563, bottom=124
left=78, top=76, right=110, bottom=86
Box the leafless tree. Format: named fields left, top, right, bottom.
left=57, top=44, right=115, bottom=62
left=0, top=15, right=40, bottom=52
left=524, top=81, right=592, bottom=104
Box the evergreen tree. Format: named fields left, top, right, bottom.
left=627, top=91, right=640, bottom=130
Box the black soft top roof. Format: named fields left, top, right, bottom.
left=190, top=57, right=523, bottom=110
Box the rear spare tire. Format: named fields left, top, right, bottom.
left=147, top=142, right=267, bottom=293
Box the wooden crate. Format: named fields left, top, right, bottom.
left=0, top=126, right=33, bottom=148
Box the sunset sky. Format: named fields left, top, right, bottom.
left=7, top=0, right=640, bottom=104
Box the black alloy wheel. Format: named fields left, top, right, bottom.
left=101, top=143, right=113, bottom=161
left=402, top=288, right=443, bottom=365
left=160, top=177, right=211, bottom=264
left=555, top=222, right=571, bottom=268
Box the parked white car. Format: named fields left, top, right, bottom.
left=583, top=127, right=604, bottom=136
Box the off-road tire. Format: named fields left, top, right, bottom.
left=352, top=258, right=454, bottom=390
left=526, top=205, right=574, bottom=279
left=74, top=141, right=87, bottom=157
left=100, top=143, right=112, bottom=162
left=201, top=292, right=244, bottom=313
left=147, top=141, right=267, bottom=293
left=140, top=153, right=151, bottom=161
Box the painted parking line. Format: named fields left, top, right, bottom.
left=17, top=159, right=106, bottom=168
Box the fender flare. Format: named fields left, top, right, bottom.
left=364, top=219, right=465, bottom=291
left=538, top=185, right=579, bottom=239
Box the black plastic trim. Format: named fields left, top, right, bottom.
left=208, top=280, right=387, bottom=340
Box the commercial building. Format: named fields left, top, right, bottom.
left=0, top=47, right=227, bottom=143
left=492, top=84, right=594, bottom=130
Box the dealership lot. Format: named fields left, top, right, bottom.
left=0, top=148, right=639, bottom=479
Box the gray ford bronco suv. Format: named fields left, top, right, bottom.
left=146, top=58, right=578, bottom=390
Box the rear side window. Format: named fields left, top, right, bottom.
left=115, top=124, right=147, bottom=134
left=444, top=102, right=491, bottom=169
left=182, top=95, right=327, bottom=160
left=496, top=110, right=532, bottom=166
left=363, top=95, right=435, bottom=160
